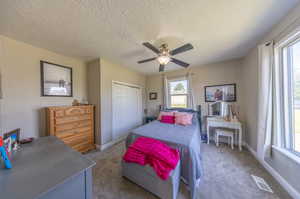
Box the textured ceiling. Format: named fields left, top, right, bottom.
left=0, top=0, right=299, bottom=74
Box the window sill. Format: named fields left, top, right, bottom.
left=272, top=145, right=300, bottom=165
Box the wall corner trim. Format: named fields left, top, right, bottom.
left=244, top=143, right=300, bottom=199
left=100, top=135, right=127, bottom=151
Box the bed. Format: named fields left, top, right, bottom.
left=126, top=107, right=202, bottom=199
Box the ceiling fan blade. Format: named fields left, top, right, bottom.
left=169, top=43, right=193, bottom=56
left=143, top=42, right=160, bottom=54
left=159, top=64, right=165, bottom=72
left=137, top=57, right=157, bottom=64
left=171, top=58, right=189, bottom=68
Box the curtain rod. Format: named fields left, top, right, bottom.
left=271, top=15, right=300, bottom=42
left=161, top=72, right=195, bottom=79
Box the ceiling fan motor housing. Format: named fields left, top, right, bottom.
left=160, top=43, right=169, bottom=52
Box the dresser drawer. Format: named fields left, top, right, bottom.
left=72, top=142, right=95, bottom=153
left=54, top=110, right=65, bottom=117
left=55, top=120, right=92, bottom=132
left=63, top=138, right=95, bottom=152
left=85, top=107, right=92, bottom=114
left=56, top=126, right=92, bottom=139
left=63, top=133, right=93, bottom=147
left=55, top=114, right=92, bottom=125
left=65, top=107, right=86, bottom=116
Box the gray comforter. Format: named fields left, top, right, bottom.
left=126, top=117, right=202, bottom=199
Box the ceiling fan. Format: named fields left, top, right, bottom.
left=137, top=42, right=194, bottom=72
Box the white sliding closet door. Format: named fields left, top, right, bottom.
left=112, top=82, right=142, bottom=140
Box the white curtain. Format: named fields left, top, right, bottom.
left=257, top=41, right=274, bottom=160
left=187, top=72, right=196, bottom=110
left=163, top=75, right=169, bottom=109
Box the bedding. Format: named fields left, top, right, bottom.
left=160, top=115, right=175, bottom=124
left=157, top=111, right=176, bottom=120
left=123, top=137, right=180, bottom=180
left=126, top=111, right=202, bottom=199
left=174, top=112, right=193, bottom=126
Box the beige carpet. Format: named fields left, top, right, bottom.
left=87, top=141, right=291, bottom=199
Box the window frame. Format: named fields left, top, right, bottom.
left=275, top=27, right=300, bottom=156
left=167, top=77, right=190, bottom=108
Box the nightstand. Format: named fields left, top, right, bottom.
left=145, top=116, right=157, bottom=123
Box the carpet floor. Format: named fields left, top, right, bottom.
left=86, top=141, right=291, bottom=199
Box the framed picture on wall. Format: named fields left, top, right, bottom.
left=149, top=92, right=157, bottom=100
left=40, top=61, right=73, bottom=97
left=204, top=83, right=236, bottom=102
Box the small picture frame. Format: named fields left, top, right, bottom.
left=149, top=92, right=157, bottom=100
left=4, top=128, right=20, bottom=152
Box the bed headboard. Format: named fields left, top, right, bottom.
left=159, top=105, right=202, bottom=133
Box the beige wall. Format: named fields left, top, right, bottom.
left=241, top=3, right=300, bottom=196
left=146, top=75, right=164, bottom=116
left=87, top=59, right=101, bottom=145
left=0, top=35, right=87, bottom=138
left=100, top=59, right=146, bottom=145
left=0, top=35, right=146, bottom=147
left=146, top=59, right=244, bottom=121
left=241, top=49, right=259, bottom=151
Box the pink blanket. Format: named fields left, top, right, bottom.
left=123, top=137, right=180, bottom=180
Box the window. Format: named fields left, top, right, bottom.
left=277, top=33, right=300, bottom=154
left=168, top=79, right=189, bottom=108
left=289, top=40, right=300, bottom=153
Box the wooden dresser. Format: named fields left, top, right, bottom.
left=46, top=105, right=95, bottom=153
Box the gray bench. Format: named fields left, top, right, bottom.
left=122, top=160, right=181, bottom=199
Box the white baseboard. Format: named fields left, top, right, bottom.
left=100, top=135, right=127, bottom=151
left=95, top=144, right=101, bottom=150
left=244, top=143, right=300, bottom=199
left=244, top=143, right=257, bottom=158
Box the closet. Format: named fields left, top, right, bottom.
left=112, top=82, right=142, bottom=140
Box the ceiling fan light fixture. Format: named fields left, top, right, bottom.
left=138, top=42, right=193, bottom=72
left=157, top=55, right=170, bottom=65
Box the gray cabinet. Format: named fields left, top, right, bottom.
left=0, top=136, right=95, bottom=199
